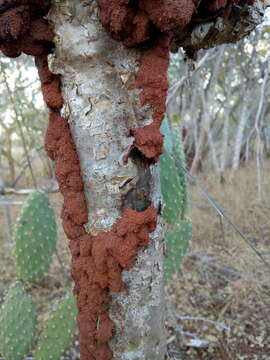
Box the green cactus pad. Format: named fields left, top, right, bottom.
left=160, top=116, right=173, bottom=153
left=34, top=292, right=77, bottom=360
left=164, top=219, right=192, bottom=283
left=160, top=149, right=186, bottom=224
left=161, top=117, right=191, bottom=282
left=0, top=283, right=37, bottom=360
left=14, top=191, right=57, bottom=282
left=160, top=117, right=189, bottom=223
left=171, top=124, right=188, bottom=217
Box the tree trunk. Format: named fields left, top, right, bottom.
left=220, top=86, right=233, bottom=173
left=48, top=2, right=166, bottom=359
left=232, top=92, right=250, bottom=171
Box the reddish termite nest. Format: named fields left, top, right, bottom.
left=98, top=0, right=256, bottom=45
left=0, top=0, right=257, bottom=359
left=98, top=0, right=254, bottom=161
left=0, top=0, right=53, bottom=57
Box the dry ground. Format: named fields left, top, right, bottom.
left=167, top=161, right=270, bottom=360
left=0, top=162, right=270, bottom=359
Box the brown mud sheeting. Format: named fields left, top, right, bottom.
left=98, top=0, right=195, bottom=161
left=130, top=35, right=170, bottom=161
left=98, top=0, right=255, bottom=161
left=0, top=0, right=53, bottom=57
left=0, top=1, right=257, bottom=359
left=73, top=207, right=157, bottom=359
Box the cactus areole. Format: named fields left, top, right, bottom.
left=0, top=0, right=267, bottom=359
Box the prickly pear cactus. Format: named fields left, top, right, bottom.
left=160, top=117, right=192, bottom=282
left=172, top=121, right=188, bottom=216
left=160, top=149, right=186, bottom=224
left=34, top=292, right=77, bottom=360
left=160, top=117, right=188, bottom=223
left=164, top=219, right=192, bottom=283
left=14, top=190, right=57, bottom=282
left=0, top=283, right=37, bottom=360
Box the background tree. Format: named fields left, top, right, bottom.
left=0, top=54, right=48, bottom=186
left=168, top=24, right=270, bottom=184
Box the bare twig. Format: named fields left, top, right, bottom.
left=0, top=201, right=62, bottom=210
left=0, top=200, right=24, bottom=205
left=177, top=316, right=230, bottom=331
left=166, top=51, right=215, bottom=106
left=165, top=289, right=214, bottom=349
left=11, top=146, right=44, bottom=188
left=2, top=66, right=38, bottom=188
left=0, top=187, right=59, bottom=195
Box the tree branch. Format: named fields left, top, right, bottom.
left=172, top=1, right=269, bottom=53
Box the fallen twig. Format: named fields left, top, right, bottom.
left=177, top=316, right=230, bottom=331
left=165, top=289, right=215, bottom=349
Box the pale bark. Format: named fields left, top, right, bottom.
left=217, top=55, right=235, bottom=173
left=232, top=92, right=250, bottom=171
left=220, top=92, right=232, bottom=173
left=208, top=127, right=220, bottom=174
left=255, top=73, right=268, bottom=201
left=48, top=1, right=166, bottom=359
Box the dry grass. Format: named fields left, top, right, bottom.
left=167, top=161, right=270, bottom=359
